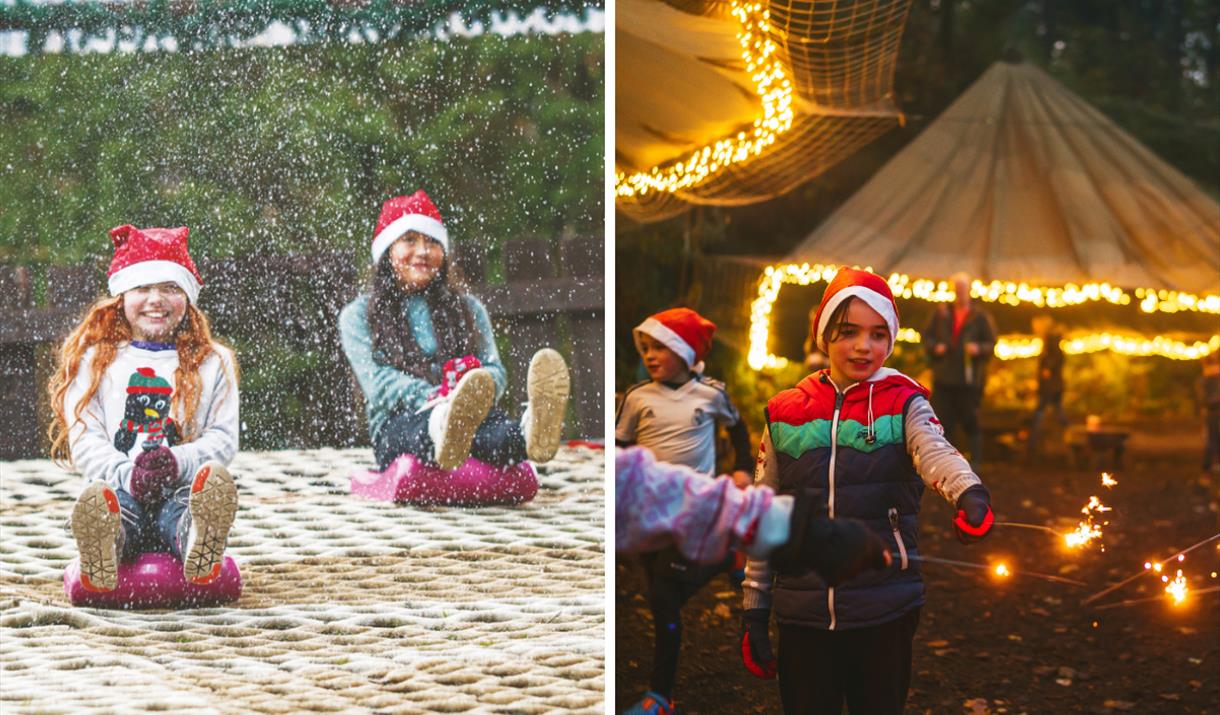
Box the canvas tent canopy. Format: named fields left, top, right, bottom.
left=616, top=0, right=914, bottom=222
left=743, top=56, right=1219, bottom=369
left=785, top=57, right=1220, bottom=296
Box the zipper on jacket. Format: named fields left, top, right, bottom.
left=827, top=387, right=847, bottom=630
left=889, top=507, right=909, bottom=570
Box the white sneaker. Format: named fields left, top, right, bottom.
left=71, top=481, right=122, bottom=593
left=523, top=348, right=570, bottom=464
left=429, top=368, right=495, bottom=471
left=182, top=461, right=238, bottom=585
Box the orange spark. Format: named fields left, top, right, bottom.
left=1165, top=570, right=1188, bottom=605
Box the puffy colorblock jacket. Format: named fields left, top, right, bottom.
left=743, top=367, right=983, bottom=630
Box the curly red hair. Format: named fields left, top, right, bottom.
left=47, top=295, right=235, bottom=467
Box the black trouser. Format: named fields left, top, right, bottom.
left=777, top=608, right=921, bottom=715
left=374, top=407, right=527, bottom=471
left=643, top=546, right=733, bottom=698
left=932, top=384, right=983, bottom=465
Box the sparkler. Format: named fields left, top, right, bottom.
left=1091, top=586, right=1220, bottom=611
left=907, top=554, right=1086, bottom=587
left=996, top=473, right=1116, bottom=548
left=1081, top=532, right=1220, bottom=606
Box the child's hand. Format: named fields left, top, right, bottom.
left=730, top=470, right=752, bottom=490
left=131, top=445, right=179, bottom=508
left=431, top=355, right=483, bottom=400
left=934, top=343, right=947, bottom=357
left=770, top=489, right=891, bottom=585
left=740, top=609, right=776, bottom=679
left=953, top=485, right=994, bottom=544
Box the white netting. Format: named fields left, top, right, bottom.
left=616, top=0, right=913, bottom=222
left=0, top=447, right=604, bottom=713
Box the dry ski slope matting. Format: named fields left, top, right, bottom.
left=0, top=447, right=604, bottom=713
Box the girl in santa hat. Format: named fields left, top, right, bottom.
left=339, top=190, right=570, bottom=477
left=48, top=224, right=240, bottom=594
left=740, top=267, right=994, bottom=715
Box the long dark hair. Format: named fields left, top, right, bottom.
left=366, top=247, right=480, bottom=380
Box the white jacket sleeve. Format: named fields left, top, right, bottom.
left=743, top=425, right=780, bottom=611
left=66, top=350, right=135, bottom=493
left=905, top=396, right=982, bottom=504
left=169, top=346, right=240, bottom=484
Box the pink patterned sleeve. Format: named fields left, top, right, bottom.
left=615, top=446, right=782, bottom=564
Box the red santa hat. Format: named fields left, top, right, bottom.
left=371, top=190, right=449, bottom=265
left=107, top=225, right=203, bottom=304
left=634, top=307, right=716, bottom=373
left=812, top=267, right=900, bottom=356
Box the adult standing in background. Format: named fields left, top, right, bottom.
left=923, top=273, right=996, bottom=467
left=1027, top=314, right=1068, bottom=462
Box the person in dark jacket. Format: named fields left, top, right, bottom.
left=1028, top=314, right=1068, bottom=461
left=922, top=273, right=997, bottom=466
left=741, top=268, right=994, bottom=715
left=1199, top=351, right=1220, bottom=476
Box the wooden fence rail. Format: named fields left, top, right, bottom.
left=0, top=237, right=603, bottom=460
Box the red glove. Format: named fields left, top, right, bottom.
left=431, top=355, right=483, bottom=400
left=954, top=485, right=994, bottom=544
left=740, top=608, right=777, bottom=679
left=131, top=445, right=178, bottom=508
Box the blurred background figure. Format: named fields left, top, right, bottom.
left=1027, top=314, right=1068, bottom=463
left=923, top=272, right=996, bottom=467
left=1198, top=351, right=1220, bottom=478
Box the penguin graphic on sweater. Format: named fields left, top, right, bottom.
left=113, top=367, right=180, bottom=455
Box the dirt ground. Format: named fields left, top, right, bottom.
left=615, top=427, right=1220, bottom=714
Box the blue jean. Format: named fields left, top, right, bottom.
left=374, top=407, right=528, bottom=471
left=114, top=486, right=189, bottom=562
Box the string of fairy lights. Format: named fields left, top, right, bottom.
left=614, top=2, right=795, bottom=198
left=747, top=262, right=1220, bottom=370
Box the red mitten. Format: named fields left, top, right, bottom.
left=954, top=485, right=994, bottom=544
left=740, top=608, right=777, bottom=679
left=432, top=355, right=483, bottom=400
left=131, top=445, right=178, bottom=508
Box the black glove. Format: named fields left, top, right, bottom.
left=953, top=484, right=994, bottom=544
left=740, top=608, right=776, bottom=679
left=770, top=489, right=891, bottom=585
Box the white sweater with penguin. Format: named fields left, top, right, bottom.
left=65, top=342, right=239, bottom=494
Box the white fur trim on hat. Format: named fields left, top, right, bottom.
left=815, top=285, right=899, bottom=356
left=371, top=214, right=449, bottom=265
left=108, top=260, right=202, bottom=304
left=634, top=317, right=697, bottom=369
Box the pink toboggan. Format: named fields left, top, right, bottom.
left=350, top=455, right=538, bottom=506
left=64, top=552, right=242, bottom=609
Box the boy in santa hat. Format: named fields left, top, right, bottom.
left=741, top=267, right=993, bottom=715
left=616, top=307, right=755, bottom=715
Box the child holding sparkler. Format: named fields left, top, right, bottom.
left=741, top=268, right=994, bottom=715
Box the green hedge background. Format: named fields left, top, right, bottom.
left=1, top=32, right=603, bottom=265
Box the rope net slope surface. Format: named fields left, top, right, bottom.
left=0, top=447, right=604, bottom=713
left=616, top=0, right=913, bottom=222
